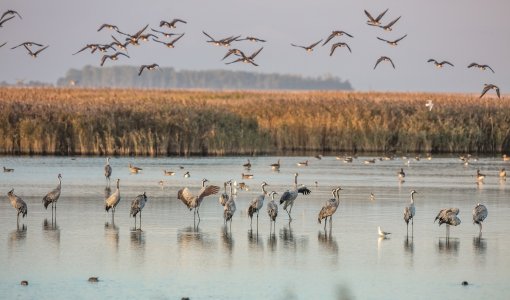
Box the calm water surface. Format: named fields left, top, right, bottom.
left=0, top=155, right=509, bottom=299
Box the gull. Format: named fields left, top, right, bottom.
left=374, top=56, right=395, bottom=69
left=330, top=42, right=352, bottom=55
left=480, top=84, right=500, bottom=99
left=425, top=100, right=434, bottom=111
left=427, top=59, right=454, bottom=68
left=160, top=19, right=187, bottom=29
left=378, top=226, right=391, bottom=238
left=100, top=52, right=129, bottom=66
left=377, top=34, right=407, bottom=46
left=322, top=31, right=353, bottom=46
left=468, top=63, right=495, bottom=73
left=152, top=33, right=184, bottom=48
left=365, top=9, right=388, bottom=26
left=379, top=16, right=401, bottom=31
left=291, top=40, right=323, bottom=52
left=138, top=63, right=159, bottom=76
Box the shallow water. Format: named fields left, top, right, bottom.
left=0, top=155, right=509, bottom=299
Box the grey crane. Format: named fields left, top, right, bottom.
left=7, top=189, right=27, bottom=224
left=105, top=179, right=121, bottom=217
left=267, top=191, right=278, bottom=233
left=279, top=173, right=311, bottom=221
left=224, top=180, right=236, bottom=228
left=472, top=203, right=488, bottom=235
left=130, top=192, right=148, bottom=230
left=247, top=182, right=269, bottom=228
left=104, top=157, right=112, bottom=184
left=42, top=174, right=62, bottom=214
left=219, top=180, right=231, bottom=207
left=434, top=207, right=461, bottom=239
left=177, top=178, right=220, bottom=222
left=403, top=190, right=417, bottom=236
left=318, top=187, right=342, bottom=230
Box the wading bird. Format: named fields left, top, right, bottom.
left=105, top=179, right=121, bottom=217
left=322, top=30, right=353, bottom=46
left=479, top=84, right=500, bottom=99
left=364, top=9, right=388, bottom=26
left=330, top=42, right=352, bottom=55
left=130, top=192, right=148, bottom=230
left=398, top=168, right=405, bottom=182
left=378, top=226, right=391, bottom=238
left=468, top=63, right=495, bottom=73
left=267, top=191, right=278, bottom=233
left=403, top=190, right=417, bottom=236
left=219, top=180, right=231, bottom=206
left=247, top=182, right=269, bottom=228
left=377, top=34, right=407, bottom=46
left=318, top=187, right=342, bottom=230
left=374, top=56, right=395, bottom=69
left=138, top=63, right=159, bottom=76
left=104, top=157, right=112, bottom=184
left=177, top=178, right=220, bottom=222
left=280, top=173, right=311, bottom=221
left=472, top=203, right=488, bottom=235
left=291, top=40, right=322, bottom=52
left=224, top=180, right=236, bottom=228
left=7, top=189, right=27, bottom=224
left=3, top=166, right=14, bottom=172
left=434, top=207, right=461, bottom=239
left=427, top=59, right=454, bottom=68
left=42, top=173, right=62, bottom=213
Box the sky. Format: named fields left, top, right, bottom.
left=0, top=0, right=508, bottom=93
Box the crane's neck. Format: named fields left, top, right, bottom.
left=410, top=193, right=415, bottom=203
left=262, top=184, right=267, bottom=194
left=229, top=182, right=233, bottom=198
left=294, top=174, right=298, bottom=187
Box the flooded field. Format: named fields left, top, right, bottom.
left=0, top=155, right=509, bottom=299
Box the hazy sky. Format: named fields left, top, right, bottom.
left=0, top=0, right=508, bottom=93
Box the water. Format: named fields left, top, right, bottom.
left=0, top=155, right=509, bottom=299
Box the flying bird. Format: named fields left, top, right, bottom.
left=238, top=36, right=266, bottom=42
left=365, top=9, right=388, bottom=26
left=118, top=24, right=149, bottom=45
left=374, top=56, right=395, bottom=69
left=479, top=84, right=500, bottom=99
left=291, top=40, right=323, bottom=52
left=160, top=19, right=187, bottom=29
left=73, top=44, right=99, bottom=55
left=151, top=28, right=183, bottom=38
left=377, top=34, right=407, bottom=46
left=467, top=63, right=495, bottom=73
left=23, top=45, right=49, bottom=58
left=0, top=15, right=15, bottom=27
left=329, top=42, right=351, bottom=56
left=100, top=52, right=129, bottom=66
left=10, top=42, right=43, bottom=49
left=1, top=10, right=22, bottom=20
left=378, top=16, right=401, bottom=31
left=322, top=31, right=353, bottom=46
left=0, top=42, right=6, bottom=48
left=222, top=48, right=245, bottom=60
left=225, top=47, right=263, bottom=66
left=110, top=36, right=130, bottom=52
left=203, top=31, right=239, bottom=47
left=427, top=59, right=454, bottom=68
left=152, top=33, right=184, bottom=48
left=97, top=23, right=120, bottom=32
left=138, top=63, right=159, bottom=76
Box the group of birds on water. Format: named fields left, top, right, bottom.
left=0, top=8, right=503, bottom=98
left=4, top=154, right=499, bottom=241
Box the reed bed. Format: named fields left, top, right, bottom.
left=0, top=87, right=508, bottom=156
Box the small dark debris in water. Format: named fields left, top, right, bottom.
left=88, top=277, right=99, bottom=282
left=182, top=298, right=190, bottom=300
left=20, top=280, right=28, bottom=286
left=461, top=281, right=469, bottom=286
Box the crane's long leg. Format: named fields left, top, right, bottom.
left=324, top=217, right=327, bottom=231
left=406, top=222, right=409, bottom=237
left=479, top=222, right=482, bottom=235
left=140, top=211, right=142, bottom=230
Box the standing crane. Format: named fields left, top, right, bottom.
left=403, top=190, right=417, bottom=236
left=247, top=182, right=269, bottom=228
left=7, top=189, right=27, bottom=225
left=318, top=187, right=342, bottom=230
left=104, top=157, right=112, bottom=185
left=267, top=191, right=278, bottom=233
left=105, top=179, right=121, bottom=218
left=472, top=203, right=488, bottom=235
left=434, top=208, right=461, bottom=239
left=42, top=174, right=62, bottom=217
left=177, top=178, right=220, bottom=222
left=279, top=173, right=311, bottom=221
left=130, top=192, right=148, bottom=230
left=224, top=180, right=236, bottom=229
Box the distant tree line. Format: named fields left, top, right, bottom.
left=56, top=65, right=353, bottom=90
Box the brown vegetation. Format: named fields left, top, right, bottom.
left=0, top=87, right=509, bottom=156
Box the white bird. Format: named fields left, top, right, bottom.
left=224, top=180, right=236, bottom=228
left=105, top=179, right=121, bottom=217
left=42, top=173, right=62, bottom=213
left=378, top=226, right=391, bottom=238
left=104, top=157, right=112, bottom=184
left=435, top=207, right=461, bottom=239
left=130, top=192, right=148, bottom=229
left=472, top=203, right=488, bottom=235
left=177, top=178, right=220, bottom=222
left=7, top=189, right=28, bottom=224
left=267, top=191, right=278, bottom=232
left=318, top=187, right=342, bottom=230
left=425, top=100, right=434, bottom=111
left=279, top=173, right=311, bottom=221
left=247, top=182, right=269, bottom=228
left=403, top=190, right=417, bottom=236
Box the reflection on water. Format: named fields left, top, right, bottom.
left=130, top=230, right=145, bottom=249
left=104, top=221, right=119, bottom=252
left=403, top=237, right=414, bottom=254
left=221, top=226, right=234, bottom=255
left=267, top=233, right=277, bottom=252
left=178, top=226, right=214, bottom=250
left=318, top=229, right=338, bottom=264
left=8, top=224, right=27, bottom=252
left=472, top=236, right=487, bottom=254
left=437, top=238, right=460, bottom=255
left=247, top=229, right=263, bottom=250
left=42, top=218, right=60, bottom=247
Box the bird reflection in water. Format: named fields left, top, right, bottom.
left=178, top=226, right=211, bottom=250
left=42, top=218, right=60, bottom=246
left=104, top=220, right=119, bottom=252
left=318, top=228, right=338, bottom=256
left=221, top=225, right=234, bottom=255
left=8, top=224, right=27, bottom=252
left=437, top=238, right=460, bottom=254
left=473, top=235, right=487, bottom=254
left=403, top=236, right=414, bottom=254
left=267, top=233, right=277, bottom=252
left=247, top=229, right=263, bottom=250
left=130, top=229, right=146, bottom=249
left=279, top=222, right=308, bottom=252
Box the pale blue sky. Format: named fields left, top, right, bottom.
left=0, top=0, right=508, bottom=93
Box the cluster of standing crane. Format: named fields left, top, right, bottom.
left=5, top=156, right=490, bottom=240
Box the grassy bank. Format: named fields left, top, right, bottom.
left=0, top=87, right=508, bottom=156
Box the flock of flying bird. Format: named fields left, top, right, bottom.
left=5, top=155, right=495, bottom=241
left=0, top=8, right=503, bottom=97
